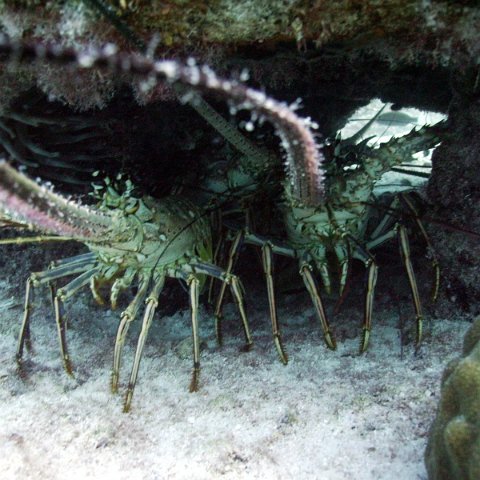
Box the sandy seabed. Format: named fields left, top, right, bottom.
left=0, top=241, right=471, bottom=480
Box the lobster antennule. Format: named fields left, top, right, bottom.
left=0, top=160, right=112, bottom=239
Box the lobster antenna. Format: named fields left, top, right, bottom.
left=0, top=35, right=326, bottom=206
left=0, top=160, right=111, bottom=239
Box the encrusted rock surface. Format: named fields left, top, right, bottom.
left=427, top=80, right=480, bottom=314
left=425, top=317, right=480, bottom=479
left=0, top=1, right=479, bottom=109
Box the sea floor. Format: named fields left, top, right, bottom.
left=0, top=242, right=471, bottom=480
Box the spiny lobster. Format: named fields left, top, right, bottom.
left=0, top=35, right=326, bottom=411
left=0, top=161, right=256, bottom=412
left=176, top=87, right=444, bottom=362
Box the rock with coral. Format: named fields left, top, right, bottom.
left=425, top=317, right=480, bottom=479
left=0, top=1, right=479, bottom=109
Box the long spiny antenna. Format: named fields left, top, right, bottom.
left=0, top=35, right=326, bottom=206
left=0, top=160, right=111, bottom=239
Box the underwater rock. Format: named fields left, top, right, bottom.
left=0, top=1, right=479, bottom=109
left=425, top=317, right=480, bottom=480
left=427, top=78, right=480, bottom=312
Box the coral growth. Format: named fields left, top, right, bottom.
left=425, top=317, right=480, bottom=479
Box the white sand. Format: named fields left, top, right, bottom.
left=0, top=97, right=459, bottom=480
left=0, top=242, right=470, bottom=480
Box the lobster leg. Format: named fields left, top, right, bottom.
left=193, top=261, right=253, bottom=352
left=207, top=201, right=226, bottom=306
left=262, top=242, right=288, bottom=364
left=173, top=268, right=203, bottom=392
left=47, top=253, right=97, bottom=309
left=366, top=193, right=433, bottom=347
left=362, top=257, right=378, bottom=353
left=16, top=255, right=96, bottom=368
left=53, top=267, right=100, bottom=375
left=110, top=267, right=136, bottom=310
left=30, top=255, right=97, bottom=282
left=334, top=243, right=350, bottom=296
left=111, top=272, right=151, bottom=393
left=397, top=224, right=424, bottom=347
left=207, top=224, right=225, bottom=305
left=48, top=252, right=97, bottom=268
left=16, top=277, right=34, bottom=365
left=254, top=235, right=298, bottom=361
left=215, top=227, right=296, bottom=361
left=398, top=192, right=440, bottom=302
left=299, top=261, right=336, bottom=350
left=90, top=264, right=121, bottom=306
left=351, top=241, right=378, bottom=353
left=333, top=242, right=353, bottom=313
left=173, top=262, right=252, bottom=393
left=214, top=230, right=244, bottom=345
left=313, top=244, right=332, bottom=295
left=188, top=274, right=201, bottom=393
left=123, top=273, right=165, bottom=413
left=227, top=273, right=253, bottom=352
